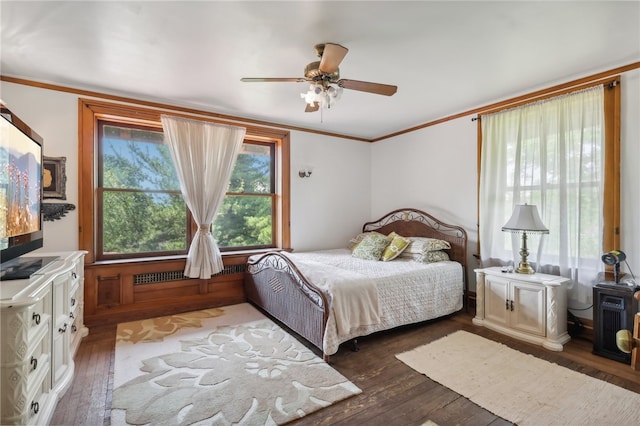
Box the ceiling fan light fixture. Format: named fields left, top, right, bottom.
left=300, top=84, right=320, bottom=106
left=300, top=83, right=342, bottom=109
left=327, top=85, right=343, bottom=101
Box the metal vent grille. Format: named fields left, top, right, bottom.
left=133, top=264, right=247, bottom=286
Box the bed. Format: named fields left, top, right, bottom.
left=244, top=208, right=468, bottom=361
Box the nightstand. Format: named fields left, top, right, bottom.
left=473, top=267, right=571, bottom=351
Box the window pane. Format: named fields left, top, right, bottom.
left=102, top=124, right=180, bottom=191
left=102, top=191, right=187, bottom=255
left=213, top=195, right=272, bottom=248
left=228, top=143, right=272, bottom=194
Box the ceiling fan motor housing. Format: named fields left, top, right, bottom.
left=304, top=61, right=339, bottom=84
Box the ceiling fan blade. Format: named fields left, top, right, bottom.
left=319, top=43, right=348, bottom=74
left=241, top=77, right=306, bottom=83
left=305, top=102, right=320, bottom=113
left=338, top=79, right=397, bottom=96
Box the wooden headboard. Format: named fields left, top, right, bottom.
left=362, top=207, right=468, bottom=277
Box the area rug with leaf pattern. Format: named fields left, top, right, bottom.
left=111, top=303, right=361, bottom=425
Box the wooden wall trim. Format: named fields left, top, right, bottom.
left=4, top=61, right=638, bottom=143
left=370, top=61, right=640, bottom=141
left=84, top=254, right=252, bottom=325
left=1, top=75, right=369, bottom=142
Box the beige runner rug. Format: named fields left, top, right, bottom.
left=111, top=303, right=361, bottom=425
left=396, top=330, right=640, bottom=425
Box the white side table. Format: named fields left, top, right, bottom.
left=473, top=266, right=571, bottom=351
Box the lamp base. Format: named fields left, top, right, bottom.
left=515, top=262, right=535, bottom=274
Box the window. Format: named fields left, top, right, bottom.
left=478, top=79, right=620, bottom=304
left=214, top=141, right=275, bottom=250
left=97, top=121, right=190, bottom=259
left=80, top=99, right=290, bottom=263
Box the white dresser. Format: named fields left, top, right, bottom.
left=473, top=266, right=571, bottom=351
left=0, top=251, right=88, bottom=425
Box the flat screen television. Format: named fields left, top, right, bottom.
left=0, top=104, right=54, bottom=280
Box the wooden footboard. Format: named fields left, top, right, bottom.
left=245, top=252, right=329, bottom=357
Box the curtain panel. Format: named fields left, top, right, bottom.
left=479, top=85, right=605, bottom=304
left=161, top=115, right=246, bottom=279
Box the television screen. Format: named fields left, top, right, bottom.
left=0, top=105, right=44, bottom=266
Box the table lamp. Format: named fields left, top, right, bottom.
left=502, top=204, right=548, bottom=274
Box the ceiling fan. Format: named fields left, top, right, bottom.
left=241, top=43, right=397, bottom=112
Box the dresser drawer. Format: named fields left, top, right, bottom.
left=0, top=316, right=50, bottom=386
left=0, top=346, right=51, bottom=426
left=71, top=260, right=83, bottom=284
left=25, top=361, right=51, bottom=426
left=69, top=281, right=81, bottom=319
left=26, top=329, right=51, bottom=386
left=1, top=290, right=51, bottom=364
left=69, top=315, right=83, bottom=357
left=26, top=295, right=51, bottom=343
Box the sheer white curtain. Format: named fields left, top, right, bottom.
left=479, top=85, right=604, bottom=304
left=161, top=115, right=246, bottom=279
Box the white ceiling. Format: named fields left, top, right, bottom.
left=1, top=1, right=639, bottom=140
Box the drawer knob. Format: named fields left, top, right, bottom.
left=32, top=312, right=41, bottom=325
left=30, top=401, right=39, bottom=415
left=58, top=323, right=68, bottom=333
left=30, top=356, right=38, bottom=371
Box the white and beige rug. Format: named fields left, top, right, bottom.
left=111, top=303, right=361, bottom=425
left=396, top=330, right=640, bottom=425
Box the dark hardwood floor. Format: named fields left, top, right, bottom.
left=51, top=309, right=640, bottom=426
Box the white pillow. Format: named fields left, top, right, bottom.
left=402, top=237, right=451, bottom=254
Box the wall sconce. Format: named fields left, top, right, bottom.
left=298, top=169, right=312, bottom=178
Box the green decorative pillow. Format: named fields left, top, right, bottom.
left=403, top=237, right=451, bottom=254
left=415, top=250, right=451, bottom=263
left=348, top=231, right=385, bottom=251
left=381, top=232, right=410, bottom=261
left=352, top=233, right=393, bottom=260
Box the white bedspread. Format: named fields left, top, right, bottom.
left=281, top=254, right=379, bottom=337
left=282, top=249, right=464, bottom=355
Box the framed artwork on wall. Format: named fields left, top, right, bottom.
left=43, top=156, right=67, bottom=199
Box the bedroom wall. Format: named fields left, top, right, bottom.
left=289, top=130, right=371, bottom=251
left=370, top=116, right=479, bottom=292
left=0, top=81, right=371, bottom=256
left=372, top=68, right=640, bottom=320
